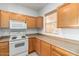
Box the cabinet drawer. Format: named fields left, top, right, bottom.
left=0, top=47, right=9, bottom=52
left=0, top=42, right=9, bottom=47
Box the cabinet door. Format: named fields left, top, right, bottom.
left=40, top=41, right=50, bottom=56
left=10, top=13, right=17, bottom=20
left=54, top=46, right=75, bottom=56
left=29, top=38, right=35, bottom=53
left=26, top=16, right=36, bottom=28
left=0, top=11, right=10, bottom=28
left=35, top=38, right=41, bottom=55
left=57, top=4, right=78, bottom=28
left=51, top=45, right=61, bottom=56
left=16, top=14, right=26, bottom=22
left=10, top=13, right=25, bottom=22
left=36, top=16, right=43, bottom=28
left=0, top=42, right=9, bottom=56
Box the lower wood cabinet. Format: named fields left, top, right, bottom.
left=0, top=42, right=9, bottom=56
left=29, top=37, right=76, bottom=56
left=29, top=37, right=36, bottom=53
left=40, top=41, right=51, bottom=56
left=53, top=45, right=75, bottom=56
left=29, top=37, right=41, bottom=55
left=35, top=38, right=41, bottom=55
left=51, top=45, right=61, bottom=56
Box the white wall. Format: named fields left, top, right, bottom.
left=39, top=3, right=63, bottom=16
left=0, top=3, right=38, bottom=16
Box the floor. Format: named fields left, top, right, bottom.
left=28, top=52, right=39, bottom=56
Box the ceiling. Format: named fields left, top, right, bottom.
left=18, top=3, right=48, bottom=11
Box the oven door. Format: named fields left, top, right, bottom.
left=9, top=39, right=28, bottom=56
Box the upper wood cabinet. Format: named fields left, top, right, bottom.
left=0, top=10, right=10, bottom=28
left=36, top=16, right=43, bottom=29
left=25, top=16, right=36, bottom=29
left=10, top=13, right=26, bottom=22
left=0, top=10, right=43, bottom=29
left=25, top=16, right=43, bottom=29
left=57, top=4, right=78, bottom=28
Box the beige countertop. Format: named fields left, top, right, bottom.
left=0, top=34, right=79, bottom=55
left=29, top=34, right=79, bottom=56
left=0, top=36, right=10, bottom=42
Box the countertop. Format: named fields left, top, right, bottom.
left=28, top=34, right=79, bottom=56
left=0, top=36, right=10, bottom=42
left=0, top=34, right=79, bottom=55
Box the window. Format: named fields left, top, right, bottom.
left=45, top=11, right=58, bottom=33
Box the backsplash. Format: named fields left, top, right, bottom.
left=0, top=28, right=40, bottom=36
left=60, top=28, right=79, bottom=40
left=26, top=29, right=39, bottom=34
left=41, top=28, right=79, bottom=41
left=0, top=29, right=10, bottom=36
left=1, top=28, right=79, bottom=41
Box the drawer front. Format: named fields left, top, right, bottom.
left=0, top=42, right=9, bottom=47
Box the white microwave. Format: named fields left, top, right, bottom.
left=10, top=20, right=27, bottom=29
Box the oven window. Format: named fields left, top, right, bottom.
left=15, top=42, right=25, bottom=48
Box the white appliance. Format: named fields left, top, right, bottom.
left=9, top=20, right=28, bottom=56
left=10, top=20, right=27, bottom=29
left=9, top=33, right=28, bottom=56
left=9, top=39, right=28, bottom=56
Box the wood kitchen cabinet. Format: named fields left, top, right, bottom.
left=35, top=38, right=41, bottom=55
left=51, top=45, right=61, bottom=56
left=10, top=13, right=26, bottom=22
left=25, top=16, right=43, bottom=29
left=0, top=41, right=9, bottom=56
left=57, top=4, right=78, bottom=28
left=28, top=37, right=36, bottom=53
left=15, top=14, right=26, bottom=22
left=0, top=10, right=10, bottom=28
left=40, top=41, right=51, bottom=56
left=36, top=16, right=43, bottom=29
left=29, top=37, right=76, bottom=56
left=25, top=16, right=36, bottom=29
left=0, top=10, right=43, bottom=29
left=51, top=45, right=75, bottom=56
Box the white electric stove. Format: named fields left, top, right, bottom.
left=9, top=32, right=28, bottom=56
